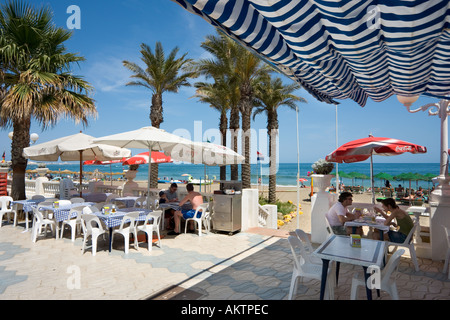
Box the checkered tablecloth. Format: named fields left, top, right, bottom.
left=12, top=199, right=46, bottom=213
left=39, top=202, right=95, bottom=222
left=113, top=196, right=140, bottom=208
left=93, top=208, right=153, bottom=228
left=159, top=202, right=181, bottom=211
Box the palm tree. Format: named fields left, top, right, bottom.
left=192, top=79, right=239, bottom=180
left=192, top=32, right=242, bottom=180
left=233, top=45, right=272, bottom=188
left=123, top=42, right=195, bottom=187
left=253, top=77, right=306, bottom=203
left=0, top=0, right=96, bottom=200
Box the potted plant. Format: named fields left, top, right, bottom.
left=36, top=163, right=49, bottom=177
left=311, top=159, right=334, bottom=192
left=124, top=164, right=139, bottom=181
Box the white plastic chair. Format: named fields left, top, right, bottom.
left=325, top=216, right=335, bottom=237
left=60, top=206, right=85, bottom=241
left=93, top=202, right=105, bottom=211
left=31, top=207, right=57, bottom=242
left=111, top=211, right=140, bottom=254
left=350, top=249, right=405, bottom=300
left=70, top=197, right=85, bottom=203
left=57, top=200, right=72, bottom=208
left=147, top=196, right=159, bottom=210
left=137, top=210, right=162, bottom=251
left=0, top=196, right=15, bottom=227
left=287, top=235, right=334, bottom=300
left=442, top=225, right=450, bottom=279
left=105, top=194, right=119, bottom=203
left=134, top=197, right=147, bottom=208
left=387, top=219, right=420, bottom=272
left=184, top=203, right=210, bottom=236
left=294, top=229, right=322, bottom=264
left=83, top=205, right=99, bottom=214
left=80, top=214, right=108, bottom=256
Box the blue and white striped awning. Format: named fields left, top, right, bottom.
left=171, top=0, right=450, bottom=107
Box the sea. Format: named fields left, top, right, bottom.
left=27, top=162, right=441, bottom=189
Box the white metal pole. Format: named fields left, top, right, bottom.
left=335, top=105, right=339, bottom=193
left=296, top=106, right=300, bottom=229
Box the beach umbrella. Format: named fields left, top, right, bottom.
left=374, top=172, right=394, bottom=187
left=93, top=126, right=198, bottom=204
left=122, top=151, right=173, bottom=166
left=191, top=141, right=245, bottom=166
left=83, top=158, right=126, bottom=186
left=325, top=136, right=427, bottom=203
left=23, top=132, right=131, bottom=196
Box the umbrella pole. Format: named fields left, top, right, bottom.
left=147, top=147, right=151, bottom=209
left=371, top=154, right=375, bottom=204
left=79, top=151, right=83, bottom=197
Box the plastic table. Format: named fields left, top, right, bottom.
left=314, top=235, right=386, bottom=300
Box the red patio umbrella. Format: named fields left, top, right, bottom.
left=122, top=151, right=172, bottom=166
left=83, top=158, right=127, bottom=185
left=83, top=159, right=125, bottom=165
left=325, top=136, right=427, bottom=203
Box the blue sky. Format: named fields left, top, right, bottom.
left=1, top=0, right=444, bottom=164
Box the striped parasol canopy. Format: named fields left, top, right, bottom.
left=171, top=0, right=450, bottom=106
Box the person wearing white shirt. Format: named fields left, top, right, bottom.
left=326, top=192, right=361, bottom=235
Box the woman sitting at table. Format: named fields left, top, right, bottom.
left=373, top=198, right=414, bottom=242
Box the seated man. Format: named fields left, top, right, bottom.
left=169, top=183, right=204, bottom=235
left=325, top=192, right=361, bottom=236
left=159, top=183, right=179, bottom=229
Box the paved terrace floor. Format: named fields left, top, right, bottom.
left=0, top=222, right=449, bottom=301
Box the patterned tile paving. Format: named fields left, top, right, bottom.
left=0, top=223, right=449, bottom=300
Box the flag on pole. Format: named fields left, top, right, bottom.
left=257, top=151, right=264, bottom=161
left=1, top=151, right=5, bottom=163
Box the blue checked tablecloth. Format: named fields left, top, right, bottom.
left=39, top=202, right=95, bottom=222
left=113, top=196, right=140, bottom=208
left=93, top=208, right=153, bottom=228
left=12, top=198, right=47, bottom=213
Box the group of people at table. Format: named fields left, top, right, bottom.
left=326, top=191, right=414, bottom=243
left=10, top=182, right=206, bottom=242
left=157, top=182, right=205, bottom=235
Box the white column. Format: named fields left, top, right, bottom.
left=310, top=174, right=333, bottom=243
left=404, top=99, right=450, bottom=260
left=241, top=188, right=259, bottom=231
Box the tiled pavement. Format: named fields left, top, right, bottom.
left=0, top=222, right=449, bottom=300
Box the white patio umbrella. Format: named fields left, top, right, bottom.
left=93, top=126, right=196, bottom=202
left=23, top=132, right=132, bottom=196
left=93, top=127, right=246, bottom=200
left=188, top=141, right=245, bottom=166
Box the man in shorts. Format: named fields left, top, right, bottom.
left=169, top=183, right=204, bottom=235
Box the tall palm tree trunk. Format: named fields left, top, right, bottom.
left=268, top=111, right=278, bottom=203
left=229, top=105, right=240, bottom=180
left=150, top=93, right=163, bottom=188
left=268, top=124, right=279, bottom=204
left=220, top=111, right=227, bottom=181
left=240, top=81, right=253, bottom=189
left=11, top=117, right=31, bottom=200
